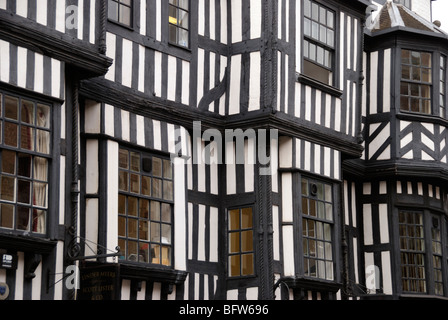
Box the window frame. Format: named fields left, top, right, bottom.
left=440, top=54, right=447, bottom=118
left=0, top=88, right=58, bottom=240
left=117, top=146, right=174, bottom=268
left=107, top=0, right=134, bottom=29
left=400, top=49, right=433, bottom=115
left=227, top=206, right=256, bottom=278
left=302, top=0, right=337, bottom=87
left=299, top=176, right=336, bottom=282
left=168, top=0, right=190, bottom=49
left=397, top=209, right=448, bottom=296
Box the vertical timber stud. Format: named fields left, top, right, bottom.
left=63, top=73, right=81, bottom=300
left=257, top=131, right=275, bottom=300
left=99, top=0, right=107, bottom=54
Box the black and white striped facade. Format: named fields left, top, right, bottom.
left=1, top=0, right=448, bottom=301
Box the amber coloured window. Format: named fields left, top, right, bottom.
left=228, top=207, right=255, bottom=277
left=118, top=148, right=174, bottom=266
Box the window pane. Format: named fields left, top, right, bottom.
left=153, top=158, right=162, bottom=177
left=151, top=222, right=160, bottom=242
left=2, top=150, right=16, bottom=174
left=0, top=204, right=14, bottom=228
left=161, top=246, right=171, bottom=266
left=34, top=209, right=46, bottom=233
left=327, top=11, right=334, bottom=28
left=4, top=122, right=18, bottom=147
left=119, top=5, right=131, bottom=26
left=141, top=176, right=151, bottom=196
left=17, top=206, right=30, bottom=231
left=169, top=24, right=178, bottom=44
left=36, top=130, right=50, bottom=154
left=319, top=7, right=326, bottom=24
left=36, top=104, right=50, bottom=128
left=229, top=232, right=240, bottom=253
left=139, top=220, right=149, bottom=241
left=163, top=159, right=172, bottom=179
left=130, top=152, right=140, bottom=172
left=152, top=178, right=162, bottom=198
left=139, top=199, right=149, bottom=219
left=108, top=0, right=119, bottom=21
left=178, top=0, right=188, bottom=10
left=119, top=171, right=128, bottom=191
left=304, top=0, right=311, bottom=17
left=304, top=18, right=311, bottom=37
left=411, top=51, right=421, bottom=65
left=17, top=180, right=31, bottom=204
left=229, top=255, right=241, bottom=277
left=402, top=65, right=411, bottom=80
left=178, top=28, right=189, bottom=47
left=326, top=29, right=334, bottom=48
left=33, top=182, right=48, bottom=208
left=312, top=3, right=319, bottom=21
left=178, top=9, right=188, bottom=28
left=21, top=126, right=34, bottom=151
left=32, top=209, right=47, bottom=234
left=311, top=21, right=319, bottom=40
left=422, top=68, right=431, bottom=83
left=169, top=5, right=178, bottom=24
left=5, top=95, right=18, bottom=120
left=229, top=209, right=240, bottom=230
left=1, top=176, right=15, bottom=201
left=128, top=196, right=138, bottom=216
left=163, top=180, right=173, bottom=201
left=150, top=201, right=160, bottom=221
left=421, top=53, right=431, bottom=67
left=119, top=149, right=129, bottom=169
left=412, top=67, right=421, bottom=81
left=161, top=224, right=171, bottom=244
left=241, top=230, right=253, bottom=252
left=241, top=253, right=254, bottom=276
left=241, top=207, right=252, bottom=229
left=21, top=100, right=35, bottom=125
left=130, top=173, right=140, bottom=193
left=118, top=216, right=126, bottom=237
left=161, top=203, right=171, bottom=223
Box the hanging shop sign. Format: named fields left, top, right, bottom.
left=0, top=253, right=17, bottom=270
left=77, top=263, right=120, bottom=300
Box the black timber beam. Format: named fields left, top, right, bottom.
left=0, top=10, right=112, bottom=78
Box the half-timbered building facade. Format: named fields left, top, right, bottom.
left=0, top=0, right=447, bottom=301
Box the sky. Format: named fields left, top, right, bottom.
left=432, top=0, right=448, bottom=32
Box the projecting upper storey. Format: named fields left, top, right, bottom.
left=0, top=0, right=112, bottom=78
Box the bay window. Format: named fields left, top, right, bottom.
left=301, top=178, right=334, bottom=281
left=118, top=147, right=174, bottom=267
left=398, top=210, right=446, bottom=296
left=0, top=91, right=51, bottom=235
